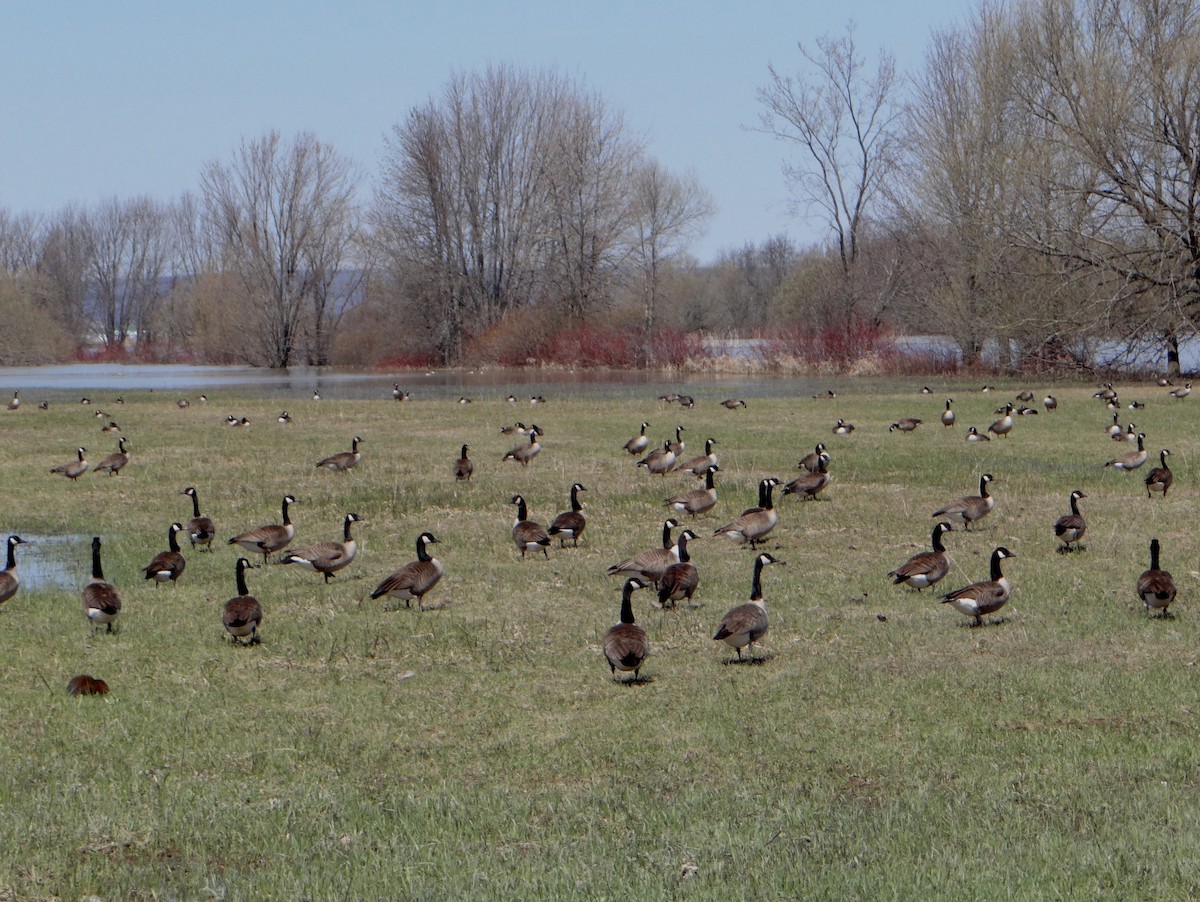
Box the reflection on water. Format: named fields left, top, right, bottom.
left=17, top=534, right=86, bottom=591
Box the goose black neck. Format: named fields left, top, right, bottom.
left=1136, top=435, right=1144, bottom=450
left=570, top=486, right=583, bottom=512
left=460, top=444, right=469, bottom=458
left=750, top=559, right=766, bottom=601
left=343, top=516, right=356, bottom=541
left=661, top=521, right=675, bottom=548
left=5, top=538, right=16, bottom=570
left=931, top=525, right=947, bottom=553
left=168, top=527, right=181, bottom=553
left=1150, top=539, right=1161, bottom=570
left=979, top=477, right=991, bottom=498
left=281, top=497, right=293, bottom=524
left=1069, top=494, right=1082, bottom=516
left=676, top=532, right=691, bottom=563
left=760, top=481, right=775, bottom=510
left=236, top=559, right=250, bottom=596
left=620, top=584, right=637, bottom=623
left=351, top=437, right=360, bottom=451
left=989, top=550, right=1006, bottom=580
left=417, top=535, right=433, bottom=561
left=189, top=491, right=202, bottom=518
left=515, top=498, right=529, bottom=521
left=1161, top=451, right=1170, bottom=468
left=704, top=467, right=716, bottom=489
left=91, top=538, right=104, bottom=581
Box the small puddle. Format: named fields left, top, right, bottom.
left=14, top=534, right=88, bottom=591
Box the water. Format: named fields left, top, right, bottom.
left=14, top=534, right=87, bottom=591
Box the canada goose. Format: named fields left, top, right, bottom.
left=1170, top=381, right=1192, bottom=399
left=1137, top=538, right=1177, bottom=617
left=714, top=478, right=779, bottom=548
left=833, top=419, right=855, bottom=435
left=965, top=426, right=990, bottom=443
left=371, top=532, right=444, bottom=610
left=1104, top=433, right=1147, bottom=473
left=312, top=388, right=322, bottom=401
left=392, top=382, right=406, bottom=400
left=941, top=399, right=955, bottom=427
left=224, top=415, right=238, bottom=427
left=1128, top=400, right=1146, bottom=410
left=890, top=418, right=922, bottom=433
left=82, top=536, right=121, bottom=634
left=623, top=422, right=651, bottom=455
left=637, top=440, right=677, bottom=476
left=713, top=552, right=784, bottom=661
left=510, top=494, right=551, bottom=559
left=604, top=578, right=651, bottom=680
left=607, top=518, right=681, bottom=585
left=223, top=558, right=263, bottom=645
left=657, top=529, right=700, bottom=608
left=888, top=522, right=953, bottom=591
left=932, top=473, right=995, bottom=530
left=316, top=436, right=364, bottom=472
left=920, top=386, right=933, bottom=394
left=676, top=437, right=718, bottom=477
left=1106, top=396, right=1122, bottom=410
left=6, top=390, right=18, bottom=411
left=458, top=396, right=472, bottom=404
left=142, top=523, right=187, bottom=586
left=0, top=535, right=26, bottom=605
left=1053, top=490, right=1088, bottom=552
left=502, top=426, right=542, bottom=466
left=66, top=675, right=110, bottom=696
left=548, top=483, right=587, bottom=547
left=1016, top=390, right=1035, bottom=402
left=798, top=442, right=828, bottom=473
left=1157, top=375, right=1173, bottom=387
left=500, top=421, right=528, bottom=436
left=228, top=494, right=296, bottom=564
left=529, top=394, right=546, bottom=405
left=80, top=397, right=91, bottom=405
left=506, top=394, right=516, bottom=404
left=1094, top=383, right=1117, bottom=401
left=1113, top=423, right=1137, bottom=442
left=1106, top=412, right=1122, bottom=437
left=234, top=417, right=251, bottom=428
left=176, top=398, right=190, bottom=409
left=980, top=385, right=995, bottom=393
left=277, top=411, right=293, bottom=425
left=93, top=437, right=130, bottom=476
left=196, top=395, right=207, bottom=403
left=51, top=447, right=89, bottom=481
left=1145, top=449, right=1173, bottom=498
left=782, top=453, right=832, bottom=501
left=101, top=420, right=120, bottom=433
left=658, top=393, right=679, bottom=404
left=37, top=401, right=47, bottom=410
left=180, top=487, right=215, bottom=551
left=676, top=394, right=695, bottom=409
left=455, top=444, right=473, bottom=481
left=1044, top=394, right=1058, bottom=411
left=1016, top=406, right=1039, bottom=416
left=721, top=398, right=747, bottom=410
left=667, top=464, right=719, bottom=518
left=668, top=425, right=686, bottom=455
left=987, top=404, right=1014, bottom=438
left=282, top=512, right=362, bottom=582
left=941, top=546, right=1017, bottom=627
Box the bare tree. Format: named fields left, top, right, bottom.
left=36, top=204, right=95, bottom=342
left=0, top=208, right=42, bottom=275
left=88, top=196, right=171, bottom=349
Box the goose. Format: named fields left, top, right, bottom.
left=228, top=494, right=296, bottom=564
left=1016, top=389, right=1035, bottom=402
left=676, top=437, right=719, bottom=477
left=196, top=395, right=207, bottom=403
left=392, top=382, right=406, bottom=401
left=281, top=513, right=361, bottom=582
left=623, top=422, right=651, bottom=455
left=1137, top=538, right=1177, bottom=616
left=1145, top=449, right=1173, bottom=498
left=0, top=535, right=27, bottom=605
left=1053, top=490, right=1088, bottom=552
left=370, top=532, right=444, bottom=610
left=987, top=404, right=1014, bottom=438
left=176, top=398, right=190, bottom=409
left=1157, top=375, right=1173, bottom=387
left=1094, top=383, right=1117, bottom=401
left=607, top=518, right=681, bottom=585
left=6, top=390, right=18, bottom=411
left=529, top=394, right=546, bottom=405
left=1104, top=433, right=1147, bottom=473
left=1105, top=412, right=1123, bottom=437
left=454, top=444, right=473, bottom=481
left=941, top=546, right=1017, bottom=627
left=721, top=398, right=747, bottom=410
left=888, top=522, right=953, bottom=591
left=93, top=437, right=130, bottom=476
left=637, top=440, right=677, bottom=476
left=234, top=417, right=251, bottom=428
left=510, top=494, right=550, bottom=559
left=51, top=447, right=89, bottom=481
left=180, top=487, right=215, bottom=551
left=1043, top=394, right=1058, bottom=411
left=657, top=529, right=700, bottom=608
left=1016, top=406, right=1039, bottom=416
left=941, top=399, right=955, bottom=427
left=713, top=552, right=784, bottom=661
left=1169, top=381, right=1192, bottom=399
left=980, top=385, right=995, bottom=393
left=82, top=536, right=121, bottom=634
left=965, top=426, right=990, bottom=443
left=223, top=558, right=263, bottom=645
left=932, top=473, right=995, bottom=530
left=456, top=396, right=471, bottom=404
left=782, top=453, right=832, bottom=501
left=66, top=675, right=110, bottom=696
left=100, top=420, right=120, bottom=433
left=316, top=436, right=364, bottom=472
left=500, top=421, right=528, bottom=436
left=1106, top=396, right=1121, bottom=410
left=277, top=411, right=293, bottom=425
left=603, top=578, right=651, bottom=680
left=666, top=464, right=719, bottom=518
left=1113, top=422, right=1137, bottom=442
left=223, top=415, right=238, bottom=426
left=798, top=442, right=828, bottom=473
left=142, top=523, right=187, bottom=586
left=312, top=389, right=322, bottom=401
left=890, top=418, right=922, bottom=433
left=676, top=394, right=695, bottom=409
left=37, top=401, right=47, bottom=410
left=1128, top=400, right=1146, bottom=410
left=502, top=427, right=542, bottom=466
left=80, top=397, right=91, bottom=405
left=658, top=393, right=680, bottom=404
left=668, top=425, right=686, bottom=455
left=833, top=419, right=855, bottom=435
left=714, top=478, right=779, bottom=548
left=506, top=393, right=516, bottom=404
left=920, top=386, right=933, bottom=394
left=548, top=483, right=587, bottom=547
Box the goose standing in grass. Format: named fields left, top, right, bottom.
left=889, top=418, right=922, bottom=433
left=0, top=535, right=26, bottom=606
left=82, top=537, right=121, bottom=634
left=317, top=436, right=364, bottom=472
left=502, top=427, right=542, bottom=466
left=932, top=473, right=996, bottom=530
left=657, top=529, right=700, bottom=608
left=666, top=464, right=720, bottom=518
left=223, top=558, right=263, bottom=645
left=454, top=444, right=473, bottom=481
left=1053, top=490, right=1088, bottom=553
left=1137, top=539, right=1177, bottom=617
left=228, top=495, right=296, bottom=564
left=282, top=513, right=362, bottom=583
left=312, top=388, right=322, bottom=401
left=667, top=425, right=686, bottom=456
left=548, top=483, right=587, bottom=547
left=888, top=522, right=952, bottom=591
left=1106, top=412, right=1123, bottom=438
left=798, top=442, right=827, bottom=473
left=1169, top=381, right=1192, bottom=399
left=392, top=382, right=406, bottom=401
left=833, top=418, right=855, bottom=435
left=1044, top=394, right=1058, bottom=411
left=510, top=494, right=550, bottom=559
left=51, top=447, right=89, bottom=481
left=1104, top=433, right=1148, bottom=473
left=782, top=453, right=832, bottom=501
left=180, top=487, right=215, bottom=551
left=370, top=532, right=444, bottom=610
left=623, top=422, right=651, bottom=455
left=676, top=437, right=719, bottom=477
left=714, top=478, right=779, bottom=548
left=607, top=518, right=680, bottom=585
left=637, top=440, right=677, bottom=476
left=988, top=404, right=1015, bottom=438
left=941, top=546, right=1017, bottom=627
left=142, top=523, right=187, bottom=587
left=6, top=390, right=18, bottom=411
left=93, top=437, right=130, bottom=476
left=721, top=398, right=747, bottom=410
left=604, top=578, right=651, bottom=681
left=965, top=426, right=990, bottom=443
left=713, top=552, right=784, bottom=661
left=1145, top=449, right=1173, bottom=498
left=941, top=399, right=955, bottom=427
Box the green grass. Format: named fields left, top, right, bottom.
left=1, top=382, right=1198, bottom=899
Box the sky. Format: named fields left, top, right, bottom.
left=0, top=0, right=974, bottom=263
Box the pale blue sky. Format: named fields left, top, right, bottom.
left=0, top=1, right=973, bottom=262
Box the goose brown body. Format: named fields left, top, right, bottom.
left=454, top=444, right=473, bottom=481
left=715, top=478, right=779, bottom=547
left=181, top=487, right=215, bottom=551
left=798, top=442, right=827, bottom=473
left=282, top=513, right=361, bottom=582
left=93, top=437, right=130, bottom=476
left=657, top=529, right=700, bottom=607
left=82, top=536, right=121, bottom=633
left=666, top=465, right=719, bottom=517
left=228, top=494, right=296, bottom=563
left=676, top=438, right=719, bottom=477
left=1137, top=539, right=1177, bottom=616
left=623, top=422, right=650, bottom=455
left=604, top=578, right=650, bottom=679
left=316, top=436, right=363, bottom=472
left=503, top=428, right=542, bottom=466
left=607, top=518, right=680, bottom=584
left=1105, top=433, right=1148, bottom=472
left=548, top=483, right=587, bottom=547
left=142, top=523, right=187, bottom=586
left=0, top=535, right=26, bottom=605
left=782, top=454, right=832, bottom=501
left=223, top=558, right=263, bottom=644
left=941, top=547, right=1016, bottom=626
left=1145, top=449, right=1173, bottom=497
left=51, top=447, right=89, bottom=481
left=1053, top=490, right=1087, bottom=552
left=932, top=474, right=995, bottom=530
left=888, top=522, right=952, bottom=591
left=371, top=532, right=443, bottom=609
left=713, top=552, right=784, bottom=660
left=637, top=440, right=676, bottom=476
left=510, top=494, right=550, bottom=558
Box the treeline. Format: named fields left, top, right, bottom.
left=3, top=0, right=1199, bottom=372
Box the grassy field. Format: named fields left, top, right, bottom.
left=1, top=380, right=1198, bottom=899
